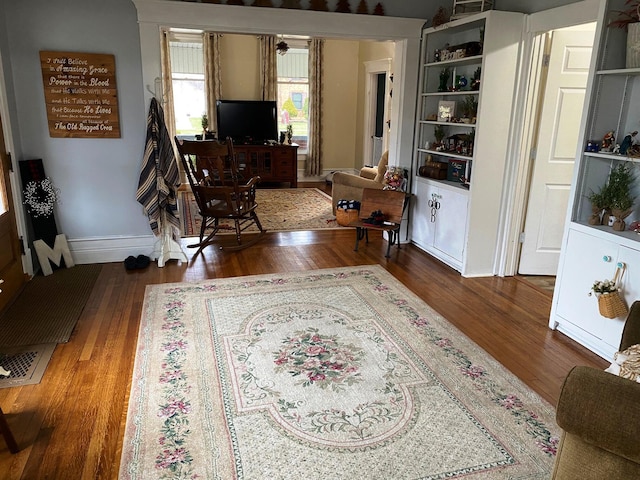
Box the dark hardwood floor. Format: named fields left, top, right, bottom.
left=0, top=184, right=607, bottom=478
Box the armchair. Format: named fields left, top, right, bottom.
left=331, top=151, right=388, bottom=214
left=552, top=300, right=640, bottom=479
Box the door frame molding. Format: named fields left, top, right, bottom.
left=363, top=58, right=392, bottom=168
left=0, top=48, right=32, bottom=277
left=495, top=0, right=600, bottom=277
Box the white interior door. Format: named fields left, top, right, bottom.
left=518, top=24, right=596, bottom=275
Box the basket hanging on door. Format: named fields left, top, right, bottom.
left=590, top=262, right=628, bottom=319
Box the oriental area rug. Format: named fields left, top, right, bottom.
left=179, top=188, right=339, bottom=236
left=119, top=266, right=559, bottom=480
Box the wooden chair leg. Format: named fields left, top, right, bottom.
left=0, top=407, right=19, bottom=453
left=354, top=227, right=367, bottom=252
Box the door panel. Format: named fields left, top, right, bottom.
left=0, top=112, right=26, bottom=314
left=519, top=25, right=596, bottom=275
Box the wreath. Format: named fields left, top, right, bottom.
left=23, top=178, right=59, bottom=218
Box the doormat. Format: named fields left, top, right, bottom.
left=0, top=264, right=102, bottom=346
left=0, top=343, right=57, bottom=388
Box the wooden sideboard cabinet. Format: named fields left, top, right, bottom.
left=234, top=144, right=298, bottom=187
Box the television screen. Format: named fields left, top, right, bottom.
left=216, top=100, right=278, bottom=144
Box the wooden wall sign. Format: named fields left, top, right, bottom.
left=39, top=51, right=120, bottom=138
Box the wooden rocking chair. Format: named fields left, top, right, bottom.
left=175, top=137, right=266, bottom=254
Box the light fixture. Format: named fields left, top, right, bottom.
left=276, top=39, right=289, bottom=56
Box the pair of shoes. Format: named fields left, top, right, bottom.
left=363, top=210, right=385, bottom=226
left=124, top=254, right=151, bottom=271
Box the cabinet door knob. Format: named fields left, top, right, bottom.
left=602, top=255, right=612, bottom=262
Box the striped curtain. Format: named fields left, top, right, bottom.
left=204, top=32, right=223, bottom=134
left=160, top=29, right=176, bottom=143
left=306, top=38, right=324, bottom=177
left=160, top=29, right=181, bottom=181
left=259, top=35, right=277, bottom=101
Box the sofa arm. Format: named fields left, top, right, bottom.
left=556, top=365, right=640, bottom=464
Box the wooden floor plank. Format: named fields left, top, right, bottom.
left=0, top=197, right=609, bottom=478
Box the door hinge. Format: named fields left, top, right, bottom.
left=530, top=147, right=537, bottom=161
left=19, top=236, right=25, bottom=255
left=2, top=151, right=11, bottom=172
left=542, top=53, right=551, bottom=67
left=519, top=232, right=526, bottom=243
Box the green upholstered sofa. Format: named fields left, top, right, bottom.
left=552, top=300, right=640, bottom=479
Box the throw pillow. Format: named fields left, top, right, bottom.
left=605, top=344, right=640, bottom=383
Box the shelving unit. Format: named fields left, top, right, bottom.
left=550, top=0, right=640, bottom=361
left=409, top=10, right=524, bottom=276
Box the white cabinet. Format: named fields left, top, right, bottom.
left=554, top=227, right=640, bottom=359
left=410, top=10, right=524, bottom=276
left=412, top=177, right=468, bottom=270
left=550, top=0, right=640, bottom=360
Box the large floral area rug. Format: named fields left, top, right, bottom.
left=120, top=266, right=559, bottom=480
left=179, top=188, right=339, bottom=236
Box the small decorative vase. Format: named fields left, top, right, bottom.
left=627, top=22, right=640, bottom=68
left=611, top=208, right=633, bottom=231
left=588, top=205, right=602, bottom=225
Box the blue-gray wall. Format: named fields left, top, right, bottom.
left=0, top=0, right=578, bottom=262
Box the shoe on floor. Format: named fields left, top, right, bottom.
left=124, top=256, right=137, bottom=271
left=135, top=255, right=150, bottom=269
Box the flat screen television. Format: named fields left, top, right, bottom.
left=216, top=100, right=278, bottom=145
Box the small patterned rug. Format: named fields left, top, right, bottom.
left=120, top=266, right=559, bottom=479
left=179, top=188, right=340, bottom=236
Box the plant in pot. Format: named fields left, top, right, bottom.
left=607, top=162, right=635, bottom=231
left=434, top=125, right=446, bottom=149
left=459, top=95, right=478, bottom=124
left=586, top=188, right=608, bottom=225
left=608, top=1, right=640, bottom=69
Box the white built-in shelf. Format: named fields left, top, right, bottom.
left=596, top=67, right=640, bottom=76
left=416, top=175, right=471, bottom=191
left=419, top=120, right=476, bottom=127
left=584, top=151, right=640, bottom=163
left=417, top=147, right=474, bottom=161
left=571, top=221, right=640, bottom=247
left=424, top=55, right=483, bottom=68
left=422, top=91, right=480, bottom=97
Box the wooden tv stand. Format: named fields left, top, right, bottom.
left=234, top=144, right=298, bottom=187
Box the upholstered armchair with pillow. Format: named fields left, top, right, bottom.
left=552, top=300, right=640, bottom=479
left=331, top=151, right=388, bottom=214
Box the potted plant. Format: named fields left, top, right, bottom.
left=608, top=1, right=640, bottom=68
left=434, top=125, right=445, bottom=147
left=586, top=188, right=608, bottom=225
left=459, top=95, right=478, bottom=124
left=608, top=162, right=635, bottom=231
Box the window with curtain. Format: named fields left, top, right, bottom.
left=169, top=32, right=206, bottom=137
left=277, top=42, right=309, bottom=153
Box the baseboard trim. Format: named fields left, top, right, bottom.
left=67, top=235, right=158, bottom=264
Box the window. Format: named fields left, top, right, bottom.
left=277, top=42, right=309, bottom=153
left=169, top=32, right=205, bottom=137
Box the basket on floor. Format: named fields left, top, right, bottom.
left=598, top=292, right=628, bottom=319
left=336, top=208, right=359, bottom=227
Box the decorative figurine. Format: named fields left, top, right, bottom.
left=619, top=130, right=638, bottom=155
left=438, top=67, right=450, bottom=92
left=601, top=130, right=615, bottom=152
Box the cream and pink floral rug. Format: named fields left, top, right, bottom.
left=179, top=188, right=339, bottom=236
left=119, top=266, right=559, bottom=480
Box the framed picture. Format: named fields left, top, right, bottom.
left=447, top=158, right=468, bottom=182
left=437, top=101, right=456, bottom=122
